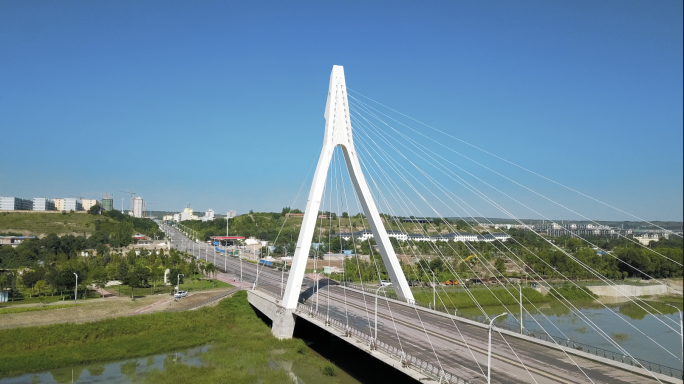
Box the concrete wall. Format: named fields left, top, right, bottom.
left=586, top=284, right=667, bottom=297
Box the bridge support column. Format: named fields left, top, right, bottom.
left=248, top=290, right=296, bottom=339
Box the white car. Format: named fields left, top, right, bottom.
left=380, top=280, right=392, bottom=287
left=174, top=290, right=188, bottom=299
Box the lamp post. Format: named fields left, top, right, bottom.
left=177, top=274, right=184, bottom=295
left=281, top=260, right=287, bottom=298
left=73, top=273, right=78, bottom=304
left=488, top=312, right=508, bottom=384
left=431, top=271, right=436, bottom=309
left=519, top=283, right=524, bottom=334
left=374, top=285, right=387, bottom=349
left=312, top=270, right=323, bottom=312
left=665, top=304, right=683, bottom=361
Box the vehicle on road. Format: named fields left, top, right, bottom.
left=444, top=279, right=459, bottom=285
left=379, top=280, right=392, bottom=287
left=174, top=290, right=188, bottom=299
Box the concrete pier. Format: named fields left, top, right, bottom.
left=247, top=289, right=296, bottom=339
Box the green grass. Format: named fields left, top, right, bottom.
left=548, top=286, right=598, bottom=301
left=0, top=304, right=77, bottom=315
left=0, top=291, right=343, bottom=383
left=107, top=278, right=232, bottom=297
left=0, top=211, right=119, bottom=235
left=413, top=287, right=549, bottom=309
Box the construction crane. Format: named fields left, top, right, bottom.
left=118, top=190, right=135, bottom=214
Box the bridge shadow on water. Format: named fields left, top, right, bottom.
left=250, top=302, right=419, bottom=383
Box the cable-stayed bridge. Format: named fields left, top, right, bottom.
left=165, top=66, right=682, bottom=383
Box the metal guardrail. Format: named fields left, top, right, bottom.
left=341, top=282, right=683, bottom=380
left=296, top=302, right=472, bottom=384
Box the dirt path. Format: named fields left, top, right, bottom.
left=0, top=288, right=236, bottom=330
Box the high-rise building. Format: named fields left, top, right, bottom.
left=63, top=198, right=83, bottom=211
left=133, top=197, right=144, bottom=218
left=102, top=194, right=114, bottom=212
left=32, top=198, right=56, bottom=211
left=82, top=199, right=98, bottom=211
left=0, top=197, right=33, bottom=211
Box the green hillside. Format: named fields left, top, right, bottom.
left=0, top=212, right=118, bottom=236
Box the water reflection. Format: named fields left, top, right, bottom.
left=457, top=298, right=682, bottom=369
left=0, top=346, right=210, bottom=384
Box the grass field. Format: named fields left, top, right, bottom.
left=0, top=211, right=118, bottom=235
left=0, top=303, right=77, bottom=315
left=0, top=291, right=347, bottom=383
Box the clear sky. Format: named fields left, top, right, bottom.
left=1, top=1, right=682, bottom=221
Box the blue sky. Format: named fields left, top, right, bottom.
left=1, top=1, right=682, bottom=221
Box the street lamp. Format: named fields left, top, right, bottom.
left=176, top=274, right=184, bottom=295
left=665, top=304, right=683, bottom=361
left=281, top=260, right=287, bottom=298
left=431, top=271, right=436, bottom=309
left=73, top=273, right=78, bottom=304
left=314, top=270, right=323, bottom=312
left=488, top=312, right=508, bottom=384
left=374, top=285, right=387, bottom=349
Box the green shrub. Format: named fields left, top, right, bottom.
left=322, top=361, right=337, bottom=376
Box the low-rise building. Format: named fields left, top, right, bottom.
left=386, top=230, right=408, bottom=241
left=82, top=199, right=98, bottom=211
left=54, top=198, right=65, bottom=211
left=408, top=233, right=432, bottom=242
left=162, top=215, right=174, bottom=221
left=0, top=196, right=33, bottom=211
left=32, top=198, right=56, bottom=211
left=0, top=236, right=36, bottom=247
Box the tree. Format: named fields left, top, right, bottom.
left=126, top=266, right=150, bottom=298
left=495, top=257, right=506, bottom=275
left=34, top=280, right=47, bottom=296
left=91, top=267, right=108, bottom=298
left=88, top=203, right=102, bottom=215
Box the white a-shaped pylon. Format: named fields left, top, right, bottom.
left=281, top=65, right=415, bottom=309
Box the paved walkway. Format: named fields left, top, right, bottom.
left=216, top=272, right=253, bottom=289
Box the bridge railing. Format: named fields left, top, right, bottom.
left=296, top=302, right=473, bottom=384
left=341, top=282, right=683, bottom=380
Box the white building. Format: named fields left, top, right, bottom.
left=227, top=210, right=237, bottom=219
left=32, top=198, right=56, bottom=211
left=200, top=209, right=215, bottom=222
left=63, top=198, right=83, bottom=211
left=0, top=197, right=33, bottom=211
left=132, top=197, right=144, bottom=218
left=173, top=213, right=180, bottom=222
left=162, top=215, right=174, bottom=221
left=386, top=230, right=408, bottom=241
left=180, top=207, right=198, bottom=221
left=448, top=232, right=478, bottom=242
left=408, top=233, right=432, bottom=242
